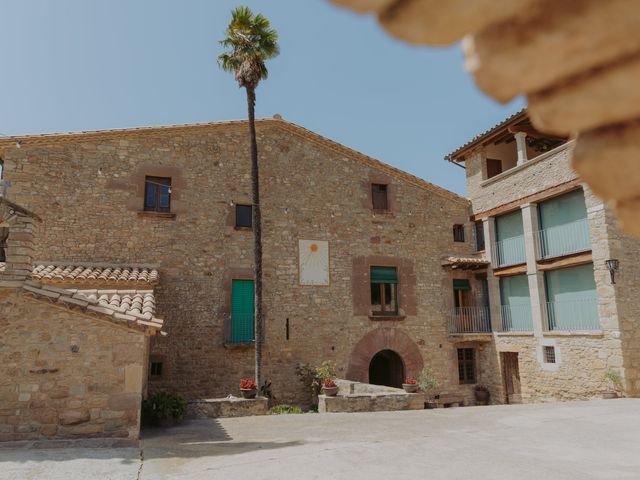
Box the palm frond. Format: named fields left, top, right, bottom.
left=218, top=6, right=280, bottom=89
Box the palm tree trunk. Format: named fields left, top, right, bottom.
left=246, top=86, right=264, bottom=389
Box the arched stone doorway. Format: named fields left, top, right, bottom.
left=346, top=327, right=424, bottom=384
left=369, top=349, right=405, bottom=388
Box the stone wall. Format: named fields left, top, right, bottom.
left=466, top=142, right=575, bottom=215
left=1, top=120, right=476, bottom=405
left=0, top=290, right=146, bottom=443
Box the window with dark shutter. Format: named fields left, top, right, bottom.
left=486, top=158, right=503, bottom=179
left=453, top=224, right=465, bottom=242
left=235, top=204, right=252, bottom=228
left=371, top=184, right=388, bottom=210
left=457, top=348, right=476, bottom=384
left=144, top=176, right=171, bottom=213
left=475, top=220, right=485, bottom=251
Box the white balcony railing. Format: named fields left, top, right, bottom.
left=491, top=235, right=526, bottom=268
left=537, top=218, right=591, bottom=260
left=448, top=306, right=492, bottom=334
left=500, top=304, right=533, bottom=332
left=545, top=297, right=600, bottom=331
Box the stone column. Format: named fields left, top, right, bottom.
left=483, top=217, right=503, bottom=332
left=0, top=214, right=36, bottom=285
left=514, top=132, right=528, bottom=165
left=521, top=203, right=545, bottom=336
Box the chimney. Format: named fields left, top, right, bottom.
left=0, top=198, right=40, bottom=285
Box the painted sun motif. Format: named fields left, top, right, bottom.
left=299, top=240, right=329, bottom=285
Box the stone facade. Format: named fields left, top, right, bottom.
left=0, top=290, right=148, bottom=443
left=0, top=118, right=481, bottom=408
left=454, top=113, right=640, bottom=402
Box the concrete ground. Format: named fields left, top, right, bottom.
left=1, top=399, right=639, bottom=480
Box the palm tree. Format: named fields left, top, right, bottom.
left=218, top=6, right=279, bottom=388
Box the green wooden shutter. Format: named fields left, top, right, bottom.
left=370, top=266, right=398, bottom=284
left=453, top=279, right=470, bottom=290
left=231, top=279, right=254, bottom=343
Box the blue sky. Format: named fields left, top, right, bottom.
left=0, top=0, right=523, bottom=195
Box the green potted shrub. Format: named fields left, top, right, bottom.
left=239, top=378, right=258, bottom=399
left=141, top=392, right=187, bottom=428
left=603, top=370, right=623, bottom=399
left=474, top=384, right=490, bottom=405
left=418, top=367, right=439, bottom=408
left=402, top=377, right=419, bottom=393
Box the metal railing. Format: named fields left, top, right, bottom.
left=448, top=306, right=492, bottom=334
left=545, top=297, right=600, bottom=331
left=491, top=235, right=526, bottom=267
left=537, top=218, right=591, bottom=259
left=500, top=304, right=533, bottom=332
left=223, top=313, right=255, bottom=345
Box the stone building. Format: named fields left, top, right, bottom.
left=0, top=117, right=479, bottom=420
left=1, top=113, right=638, bottom=443
left=0, top=197, right=162, bottom=443
left=446, top=109, right=640, bottom=402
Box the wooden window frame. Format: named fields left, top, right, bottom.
left=371, top=183, right=389, bottom=211
left=457, top=347, right=476, bottom=384
left=144, top=176, right=172, bottom=213
left=235, top=204, right=253, bottom=229
left=453, top=224, right=465, bottom=243
left=370, top=266, right=399, bottom=316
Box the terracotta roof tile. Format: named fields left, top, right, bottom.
left=20, top=280, right=163, bottom=333
left=31, top=263, right=159, bottom=285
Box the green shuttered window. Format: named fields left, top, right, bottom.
left=370, top=266, right=398, bottom=284
left=453, top=279, right=470, bottom=291
left=231, top=279, right=255, bottom=343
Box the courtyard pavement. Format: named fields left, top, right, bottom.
left=1, top=399, right=639, bottom=480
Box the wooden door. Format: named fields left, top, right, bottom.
left=501, top=352, right=522, bottom=404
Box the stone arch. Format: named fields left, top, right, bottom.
left=346, top=327, right=424, bottom=383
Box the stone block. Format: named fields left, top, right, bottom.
left=124, top=364, right=143, bottom=394
left=464, top=0, right=640, bottom=102
left=59, top=409, right=90, bottom=426
left=318, top=392, right=425, bottom=413
left=529, top=53, right=640, bottom=135
left=108, top=393, right=141, bottom=411
left=379, top=0, right=538, bottom=46
left=186, top=397, right=268, bottom=418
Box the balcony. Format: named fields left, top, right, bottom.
left=545, top=298, right=600, bottom=331
left=223, top=313, right=255, bottom=345
left=500, top=304, right=533, bottom=332
left=491, top=236, right=526, bottom=268
left=537, top=218, right=590, bottom=260
left=448, top=306, right=492, bottom=334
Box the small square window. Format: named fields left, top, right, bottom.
left=150, top=361, right=163, bottom=377
left=453, top=224, right=465, bottom=242
left=144, top=176, right=171, bottom=213
left=371, top=184, right=389, bottom=210
left=544, top=346, right=556, bottom=364
left=235, top=204, right=252, bottom=228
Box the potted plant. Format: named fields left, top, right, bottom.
left=418, top=367, right=439, bottom=408
left=402, top=377, right=419, bottom=393
left=322, top=378, right=339, bottom=396
left=603, top=370, right=623, bottom=399
left=474, top=384, right=490, bottom=405
left=141, top=392, right=187, bottom=428
left=239, top=378, right=258, bottom=399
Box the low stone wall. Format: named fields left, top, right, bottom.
left=186, top=397, right=269, bottom=419
left=319, top=392, right=424, bottom=413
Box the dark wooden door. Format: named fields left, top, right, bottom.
left=501, top=352, right=521, bottom=404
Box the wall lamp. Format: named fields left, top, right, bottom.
left=605, top=259, right=619, bottom=285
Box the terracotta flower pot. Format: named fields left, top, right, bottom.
left=240, top=388, right=257, bottom=399
left=322, top=386, right=338, bottom=397
left=402, top=383, right=419, bottom=393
